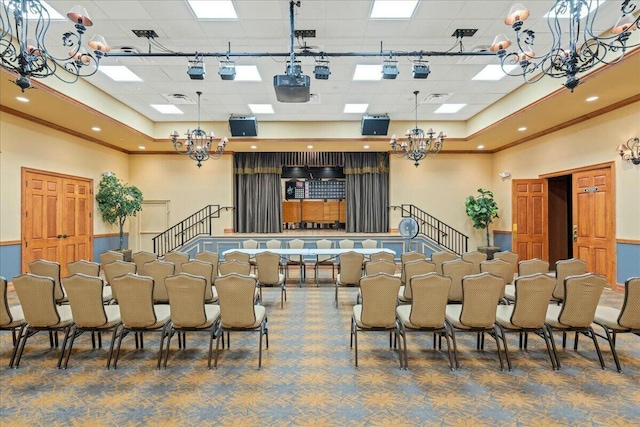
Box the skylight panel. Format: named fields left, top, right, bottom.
left=353, top=65, right=382, bottom=81
left=2, top=0, right=66, bottom=20
left=370, top=0, right=419, bottom=19
left=344, top=104, right=369, bottom=113
left=98, top=66, right=143, bottom=82
left=235, top=65, right=262, bottom=81
left=545, top=0, right=606, bottom=18
left=151, top=104, right=184, bottom=114
left=187, top=1, right=238, bottom=19
left=434, top=104, right=466, bottom=114
left=472, top=64, right=518, bottom=81
left=249, top=104, right=274, bottom=114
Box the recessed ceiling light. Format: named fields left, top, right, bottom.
left=307, top=145, right=314, bottom=149
left=363, top=145, right=370, bottom=149
left=472, top=64, right=517, bottom=81
left=518, top=127, right=527, bottom=131
left=250, top=145, right=257, bottom=150
left=151, top=104, right=184, bottom=114
left=435, top=103, right=466, bottom=114
left=98, top=65, right=143, bottom=82
left=91, top=127, right=101, bottom=132
left=586, top=96, right=599, bottom=102
left=353, top=64, right=382, bottom=81
left=234, top=65, right=261, bottom=81
left=370, top=0, right=419, bottom=19
left=545, top=1, right=605, bottom=18
left=15, top=96, right=29, bottom=102
left=138, top=146, right=146, bottom=150
left=248, top=104, right=274, bottom=114
left=187, top=0, right=238, bottom=19
left=344, top=103, right=369, bottom=113
left=477, top=145, right=485, bottom=149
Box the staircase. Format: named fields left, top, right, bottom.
left=152, top=205, right=233, bottom=256
left=391, top=204, right=468, bottom=255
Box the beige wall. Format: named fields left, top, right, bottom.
left=491, top=102, right=640, bottom=240
left=0, top=112, right=130, bottom=241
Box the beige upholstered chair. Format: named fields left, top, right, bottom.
left=11, top=274, right=74, bottom=368
left=336, top=251, right=364, bottom=307
left=400, top=252, right=426, bottom=285
left=545, top=273, right=606, bottom=370
left=398, top=259, right=436, bottom=303
left=99, top=250, right=124, bottom=267
left=0, top=277, right=26, bottom=365
left=132, top=251, right=158, bottom=275
left=495, top=273, right=557, bottom=371
left=163, top=273, right=222, bottom=369
left=60, top=274, right=122, bottom=369
left=370, top=251, right=395, bottom=263
left=431, top=251, right=458, bottom=275
left=255, top=251, right=286, bottom=308
left=396, top=273, right=454, bottom=370
left=143, top=260, right=176, bottom=303
left=495, top=251, right=519, bottom=275
left=480, top=259, right=513, bottom=300
left=442, top=259, right=473, bottom=303
left=351, top=273, right=402, bottom=368
left=163, top=251, right=189, bottom=274
left=194, top=251, right=219, bottom=277
left=339, top=239, right=355, bottom=249
left=242, top=239, right=259, bottom=272
left=103, top=260, right=136, bottom=301
left=505, top=258, right=550, bottom=301
left=110, top=273, right=171, bottom=369
left=285, top=239, right=306, bottom=284
left=314, top=239, right=335, bottom=284
left=552, top=258, right=588, bottom=302
left=364, top=260, right=396, bottom=276
left=266, top=239, right=282, bottom=249
left=29, top=259, right=66, bottom=304
left=67, top=259, right=100, bottom=277
left=461, top=251, right=487, bottom=275
left=445, top=272, right=506, bottom=370
left=594, top=277, right=640, bottom=372
left=214, top=274, right=268, bottom=369
left=181, top=260, right=218, bottom=303
left=218, top=261, right=251, bottom=276
left=225, top=250, right=250, bottom=264
left=361, top=239, right=378, bottom=249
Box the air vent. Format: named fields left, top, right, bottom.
left=161, top=94, right=196, bottom=105
left=422, top=93, right=452, bottom=104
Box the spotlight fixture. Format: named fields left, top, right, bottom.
left=218, top=60, right=236, bottom=80
left=412, top=60, right=431, bottom=79
left=490, top=1, right=640, bottom=92
left=313, top=58, right=331, bottom=80
left=170, top=92, right=228, bottom=168
left=0, top=1, right=109, bottom=92
left=617, top=137, right=640, bottom=165
left=187, top=55, right=206, bottom=80
left=382, top=57, right=399, bottom=79
left=389, top=91, right=446, bottom=167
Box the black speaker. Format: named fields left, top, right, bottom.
left=361, top=114, right=390, bottom=136
left=229, top=116, right=258, bottom=137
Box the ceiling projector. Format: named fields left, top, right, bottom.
left=273, top=74, right=311, bottom=103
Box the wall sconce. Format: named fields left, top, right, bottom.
left=617, top=137, right=640, bottom=165
left=498, top=171, right=511, bottom=178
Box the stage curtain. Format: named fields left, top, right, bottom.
left=234, top=153, right=283, bottom=233
left=282, top=152, right=345, bottom=167
left=344, top=153, right=389, bottom=233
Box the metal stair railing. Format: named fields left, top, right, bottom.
left=391, top=204, right=468, bottom=255
left=152, top=205, right=233, bottom=256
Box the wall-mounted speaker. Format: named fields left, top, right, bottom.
left=361, top=114, right=390, bottom=136
left=229, top=116, right=258, bottom=137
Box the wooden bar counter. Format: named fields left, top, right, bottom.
left=283, top=199, right=345, bottom=227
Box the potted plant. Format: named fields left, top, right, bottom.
left=96, top=172, right=143, bottom=252
left=465, top=188, right=500, bottom=257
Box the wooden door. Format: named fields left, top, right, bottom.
left=573, top=167, right=615, bottom=285
left=22, top=169, right=93, bottom=275
left=512, top=179, right=548, bottom=263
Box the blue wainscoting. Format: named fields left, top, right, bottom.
left=93, top=235, right=129, bottom=262
left=617, top=242, right=640, bottom=284
left=0, top=244, right=21, bottom=280
left=492, top=232, right=512, bottom=252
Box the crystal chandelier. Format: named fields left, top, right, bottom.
left=170, top=92, right=228, bottom=168
left=389, top=91, right=446, bottom=167
left=0, top=0, right=109, bottom=92
left=490, top=1, right=640, bottom=92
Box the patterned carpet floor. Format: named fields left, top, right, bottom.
left=1, top=280, right=639, bottom=426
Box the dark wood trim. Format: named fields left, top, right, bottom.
left=493, top=230, right=512, bottom=235
left=538, top=161, right=614, bottom=179
left=0, top=240, right=21, bottom=246
left=616, top=238, right=640, bottom=245
left=95, top=232, right=130, bottom=238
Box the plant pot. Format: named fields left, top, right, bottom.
left=477, top=246, right=500, bottom=260
left=113, top=248, right=133, bottom=262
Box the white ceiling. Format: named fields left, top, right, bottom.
left=40, top=1, right=632, bottom=125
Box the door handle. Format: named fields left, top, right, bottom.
left=572, top=225, right=578, bottom=242
left=62, top=234, right=68, bottom=239
left=57, top=234, right=63, bottom=239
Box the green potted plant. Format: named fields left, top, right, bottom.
left=465, top=188, right=500, bottom=257
left=96, top=172, right=143, bottom=251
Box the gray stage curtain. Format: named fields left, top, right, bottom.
left=344, top=153, right=389, bottom=233
left=234, top=153, right=283, bottom=233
